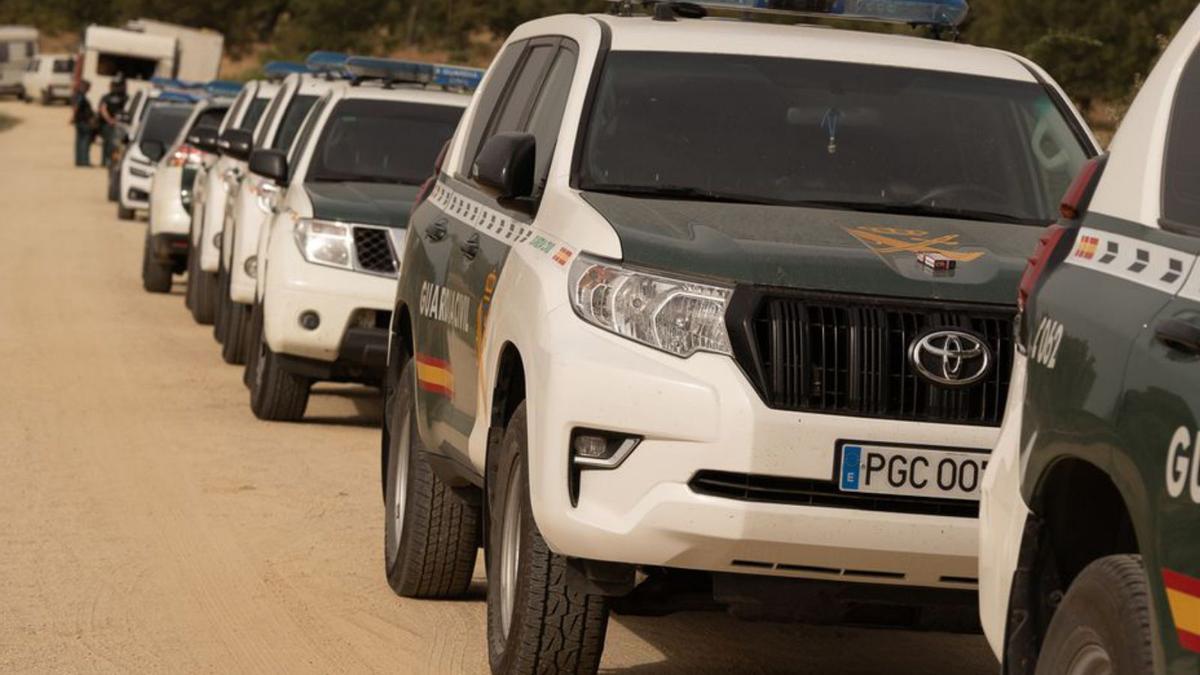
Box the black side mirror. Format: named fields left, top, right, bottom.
left=140, top=139, right=165, bottom=162
left=249, top=149, right=288, bottom=185
left=189, top=125, right=220, bottom=154
left=219, top=129, right=254, bottom=162
left=471, top=132, right=536, bottom=200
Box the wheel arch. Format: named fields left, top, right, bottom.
left=381, top=301, right=414, bottom=499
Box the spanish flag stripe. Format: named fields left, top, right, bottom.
left=415, top=353, right=453, bottom=396
left=1164, top=569, right=1200, bottom=653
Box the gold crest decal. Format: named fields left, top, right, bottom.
left=845, top=226, right=985, bottom=263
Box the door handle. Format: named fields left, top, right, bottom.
left=459, top=233, right=481, bottom=260
left=424, top=218, right=447, bottom=242
left=1155, top=318, right=1200, bottom=355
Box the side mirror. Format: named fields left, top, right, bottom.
left=189, top=125, right=220, bottom=154
left=219, top=128, right=254, bottom=162
left=249, top=149, right=288, bottom=185
left=140, top=139, right=165, bottom=162
left=471, top=132, right=536, bottom=200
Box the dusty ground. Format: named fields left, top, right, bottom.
left=0, top=101, right=999, bottom=674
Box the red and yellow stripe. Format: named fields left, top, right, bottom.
left=415, top=354, right=453, bottom=397
left=1164, top=568, right=1200, bottom=653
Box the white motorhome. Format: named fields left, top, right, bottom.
left=124, top=19, right=223, bottom=83
left=79, top=22, right=223, bottom=107
left=0, top=26, right=38, bottom=99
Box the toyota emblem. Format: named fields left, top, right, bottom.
left=908, top=329, right=992, bottom=387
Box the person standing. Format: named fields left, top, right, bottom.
left=71, top=80, right=95, bottom=167
left=97, top=75, right=128, bottom=168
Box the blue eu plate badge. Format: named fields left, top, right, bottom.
left=840, top=445, right=862, bottom=491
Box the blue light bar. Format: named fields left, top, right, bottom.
left=628, top=0, right=969, bottom=27
left=263, top=61, right=308, bottom=81
left=150, top=77, right=203, bottom=91
left=305, top=51, right=350, bottom=74
left=156, top=90, right=201, bottom=104
left=432, top=64, right=485, bottom=91
left=205, top=80, right=244, bottom=98
left=345, top=56, right=434, bottom=84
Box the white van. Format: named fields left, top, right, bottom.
left=22, top=53, right=74, bottom=104
left=0, top=26, right=38, bottom=99
left=79, top=26, right=176, bottom=107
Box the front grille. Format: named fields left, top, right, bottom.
left=690, top=470, right=979, bottom=518
left=353, top=226, right=397, bottom=276
left=730, top=291, right=1013, bottom=427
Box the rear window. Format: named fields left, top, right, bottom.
left=96, top=52, right=157, bottom=80
left=139, top=104, right=193, bottom=145
left=306, top=98, right=462, bottom=185
left=272, top=94, right=317, bottom=151
left=1163, top=46, right=1200, bottom=231
left=578, top=52, right=1091, bottom=225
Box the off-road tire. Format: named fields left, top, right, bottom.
left=108, top=169, right=119, bottom=202
left=243, top=301, right=264, bottom=388
left=214, top=268, right=229, bottom=345
left=141, top=234, right=172, bottom=293
left=486, top=403, right=610, bottom=675
left=249, top=327, right=311, bottom=421
left=221, top=301, right=250, bottom=365
left=186, top=247, right=217, bottom=325
left=117, top=204, right=135, bottom=220
left=383, top=358, right=481, bottom=598
left=1035, top=555, right=1154, bottom=675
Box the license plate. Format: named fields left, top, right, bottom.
left=839, top=444, right=988, bottom=501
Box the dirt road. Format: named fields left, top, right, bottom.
left=0, top=101, right=998, bottom=674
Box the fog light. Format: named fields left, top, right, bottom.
left=571, top=430, right=641, bottom=469
left=299, top=311, right=320, bottom=330
left=244, top=255, right=257, bottom=279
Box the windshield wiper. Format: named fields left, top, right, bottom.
left=584, top=183, right=791, bottom=206
left=795, top=199, right=1050, bottom=226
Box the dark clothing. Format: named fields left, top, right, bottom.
left=98, top=91, right=128, bottom=121
left=71, top=92, right=94, bottom=125
left=98, top=91, right=127, bottom=167
left=72, top=92, right=95, bottom=166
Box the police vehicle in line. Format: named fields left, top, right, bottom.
left=184, top=79, right=277, bottom=323
left=979, top=6, right=1200, bottom=674
left=380, top=1, right=1100, bottom=671
left=243, top=56, right=477, bottom=421
left=217, top=57, right=339, bottom=365
left=115, top=82, right=202, bottom=218
left=141, top=83, right=238, bottom=293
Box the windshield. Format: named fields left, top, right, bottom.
left=240, top=97, right=270, bottom=132
left=578, top=52, right=1090, bottom=225
left=138, top=103, right=192, bottom=144
left=306, top=98, right=462, bottom=185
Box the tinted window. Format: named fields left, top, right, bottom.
left=290, top=94, right=329, bottom=164
left=220, top=89, right=249, bottom=132
left=96, top=53, right=157, bottom=80
left=0, top=44, right=9, bottom=64
left=240, top=97, right=270, bottom=132
left=254, top=89, right=288, bottom=147
left=578, top=53, right=1089, bottom=224
left=26, top=58, right=38, bottom=72
left=272, top=94, right=317, bottom=151
left=53, top=58, right=74, bottom=74
left=1164, top=46, right=1200, bottom=231
left=194, top=106, right=227, bottom=133
left=526, top=47, right=577, bottom=193
left=138, top=104, right=193, bottom=144
left=25, top=42, right=33, bottom=58
left=461, top=43, right=523, bottom=170
left=487, top=44, right=555, bottom=141
left=307, top=99, right=463, bottom=185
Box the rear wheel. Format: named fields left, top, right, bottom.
left=383, top=358, right=481, bottom=597
left=249, top=322, right=311, bottom=421
left=243, top=301, right=264, bottom=388
left=485, top=403, right=610, bottom=675
left=117, top=204, right=135, bottom=220
left=214, top=267, right=229, bottom=345
left=1034, top=555, right=1154, bottom=675
left=141, top=235, right=172, bottom=293
left=107, top=169, right=119, bottom=202
left=186, top=247, right=217, bottom=325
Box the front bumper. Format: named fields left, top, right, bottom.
left=979, top=352, right=1032, bottom=660
left=147, top=166, right=189, bottom=237
left=527, top=304, right=1000, bottom=591
left=120, top=160, right=154, bottom=211
left=263, top=235, right=396, bottom=378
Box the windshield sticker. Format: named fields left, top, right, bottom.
left=845, top=226, right=986, bottom=264
left=415, top=354, right=453, bottom=397
left=1162, top=568, right=1200, bottom=654
left=1066, top=227, right=1195, bottom=295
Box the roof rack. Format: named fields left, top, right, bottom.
left=263, top=61, right=308, bottom=82
left=612, top=0, right=969, bottom=29
left=344, top=56, right=485, bottom=91
left=305, top=51, right=351, bottom=79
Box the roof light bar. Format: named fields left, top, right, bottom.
left=305, top=51, right=350, bottom=75
left=263, top=61, right=308, bottom=81
left=150, top=77, right=203, bottom=91
left=205, top=80, right=244, bottom=99
left=345, top=56, right=434, bottom=84
left=432, top=64, right=485, bottom=90
left=626, top=0, right=969, bottom=27
left=157, top=91, right=201, bottom=103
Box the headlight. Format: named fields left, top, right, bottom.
left=568, top=254, right=733, bottom=358
left=294, top=218, right=353, bottom=270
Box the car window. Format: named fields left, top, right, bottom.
left=460, top=43, right=524, bottom=173
left=272, top=94, right=318, bottom=151
left=254, top=88, right=289, bottom=147
left=577, top=52, right=1091, bottom=224
left=194, top=106, right=227, bottom=133
left=220, top=89, right=249, bottom=133
left=1163, top=44, right=1200, bottom=233
left=54, top=58, right=74, bottom=74
left=240, top=97, right=271, bottom=132
left=0, top=44, right=9, bottom=64
left=96, top=52, right=157, bottom=80
left=137, top=103, right=193, bottom=145
left=485, top=44, right=555, bottom=144
left=305, top=98, right=463, bottom=185
left=289, top=94, right=330, bottom=165
left=26, top=58, right=38, bottom=72
left=525, top=45, right=578, bottom=195
left=25, top=42, right=33, bottom=58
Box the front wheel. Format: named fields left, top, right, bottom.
left=221, top=300, right=250, bottom=365
left=117, top=204, right=135, bottom=220
left=1034, top=555, right=1154, bottom=675
left=186, top=248, right=216, bottom=325
left=141, top=235, right=172, bottom=293
left=248, top=323, right=311, bottom=421
left=486, top=403, right=610, bottom=675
